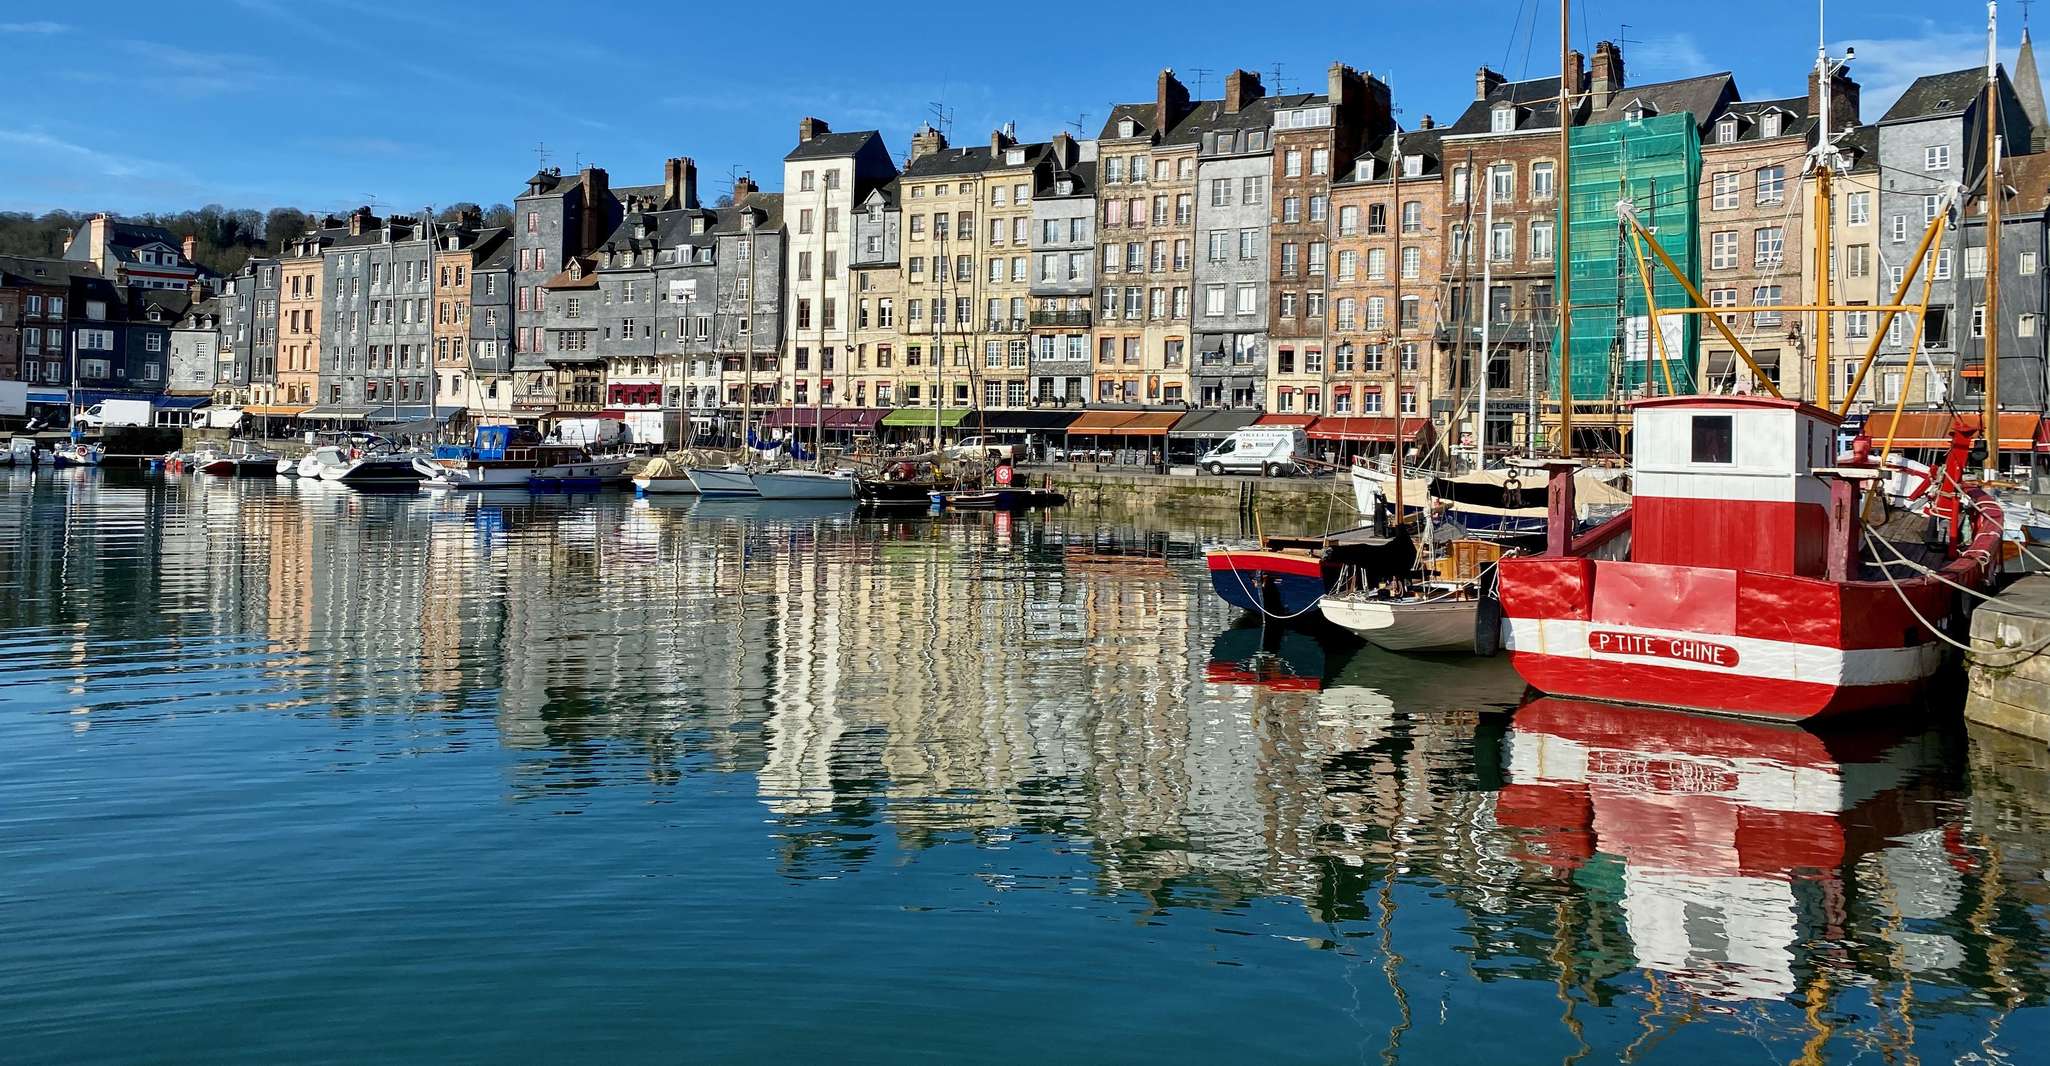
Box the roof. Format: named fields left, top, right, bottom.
left=133, top=288, right=192, bottom=320
left=1585, top=72, right=1736, bottom=132
left=1337, top=126, right=1447, bottom=185
left=1444, top=74, right=1571, bottom=137
left=785, top=129, right=883, bottom=161
left=1706, top=93, right=1811, bottom=143
left=100, top=218, right=181, bottom=251
left=1881, top=67, right=1987, bottom=123
left=711, top=191, right=784, bottom=235
left=0, top=254, right=98, bottom=286
left=474, top=228, right=516, bottom=271
left=1039, top=158, right=1095, bottom=198
left=1834, top=124, right=1880, bottom=172
left=1098, top=94, right=1316, bottom=150
left=543, top=257, right=600, bottom=289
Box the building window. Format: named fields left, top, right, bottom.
left=1531, top=162, right=1555, bottom=201
left=1491, top=106, right=1515, bottom=133
left=1846, top=192, right=1870, bottom=226
left=1711, top=173, right=1739, bottom=210
left=1755, top=166, right=1785, bottom=205
left=1488, top=165, right=1513, bottom=203
left=1926, top=145, right=1950, bottom=171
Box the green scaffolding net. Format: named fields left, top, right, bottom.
left=1555, top=112, right=1702, bottom=401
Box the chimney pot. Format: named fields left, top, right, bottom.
left=1476, top=66, right=1507, bottom=101
left=798, top=116, right=830, bottom=143
left=1224, top=69, right=1266, bottom=114
left=181, top=234, right=197, bottom=261
left=1155, top=68, right=1190, bottom=137
left=1590, top=41, right=1623, bottom=109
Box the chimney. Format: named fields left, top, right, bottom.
left=1051, top=131, right=1077, bottom=168
left=181, top=234, right=197, bottom=262
left=59, top=228, right=73, bottom=253
left=577, top=167, right=610, bottom=253
left=1476, top=66, right=1507, bottom=101
left=990, top=126, right=1013, bottom=154
left=1590, top=41, right=1623, bottom=109
left=1808, top=65, right=1861, bottom=137
left=731, top=175, right=758, bottom=202
left=798, top=116, right=830, bottom=143
left=87, top=213, right=109, bottom=265
left=911, top=124, right=949, bottom=161
left=1225, top=69, right=1265, bottom=114
left=664, top=156, right=699, bottom=210
left=1419, top=114, right=1435, bottom=130
left=1155, top=68, right=1191, bottom=136
left=348, top=207, right=371, bottom=237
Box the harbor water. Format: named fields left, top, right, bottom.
left=2, top=467, right=2047, bottom=1063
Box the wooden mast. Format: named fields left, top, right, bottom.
left=1392, top=118, right=1407, bottom=524
left=1985, top=0, right=2004, bottom=479
left=1556, top=0, right=1575, bottom=456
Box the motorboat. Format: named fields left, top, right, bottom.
left=686, top=465, right=760, bottom=497
left=631, top=456, right=698, bottom=495
left=200, top=442, right=282, bottom=478
left=297, top=445, right=353, bottom=480
left=854, top=459, right=949, bottom=508
left=429, top=426, right=630, bottom=491
left=754, top=468, right=855, bottom=500
left=333, top=449, right=430, bottom=488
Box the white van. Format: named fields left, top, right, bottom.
left=1198, top=427, right=1308, bottom=477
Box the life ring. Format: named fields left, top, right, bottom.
left=994, top=464, right=1014, bottom=487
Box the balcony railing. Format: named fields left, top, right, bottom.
left=985, top=318, right=1031, bottom=334
left=1029, top=310, right=1092, bottom=327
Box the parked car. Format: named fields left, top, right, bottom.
left=945, top=436, right=1025, bottom=462
left=1197, top=428, right=1308, bottom=477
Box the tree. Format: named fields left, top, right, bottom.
left=437, top=202, right=482, bottom=224
left=483, top=203, right=514, bottom=228
left=264, top=207, right=313, bottom=250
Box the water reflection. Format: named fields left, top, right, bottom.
left=0, top=468, right=2044, bottom=1063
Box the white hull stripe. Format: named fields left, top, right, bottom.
left=1502, top=618, right=1944, bottom=687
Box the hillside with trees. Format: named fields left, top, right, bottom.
left=0, top=203, right=515, bottom=275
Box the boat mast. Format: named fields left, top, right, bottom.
left=1985, top=0, right=2004, bottom=479
left=742, top=210, right=755, bottom=460
left=1813, top=10, right=1835, bottom=412
left=1391, top=120, right=1407, bottom=523
left=1557, top=0, right=1575, bottom=457
left=933, top=185, right=947, bottom=451
left=816, top=170, right=831, bottom=468
left=1479, top=193, right=1494, bottom=469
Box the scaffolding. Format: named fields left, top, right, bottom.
left=1558, top=113, right=1702, bottom=404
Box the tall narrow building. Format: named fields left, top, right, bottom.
left=1191, top=70, right=1273, bottom=409
left=782, top=118, right=898, bottom=415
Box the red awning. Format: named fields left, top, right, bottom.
left=759, top=406, right=802, bottom=428
left=1307, top=416, right=1429, bottom=443
left=1864, top=410, right=2040, bottom=452
left=1255, top=414, right=1317, bottom=427
left=826, top=408, right=885, bottom=429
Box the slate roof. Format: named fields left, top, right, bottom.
left=102, top=219, right=181, bottom=251
left=785, top=129, right=883, bottom=161
left=1882, top=67, right=1988, bottom=123
left=133, top=288, right=192, bottom=321
left=1444, top=75, right=1571, bottom=137
left=1585, top=72, right=1737, bottom=132
left=473, top=228, right=516, bottom=272
left=0, top=254, right=98, bottom=286
left=1336, top=126, right=1447, bottom=186
left=1708, top=94, right=1813, bottom=144
left=543, top=257, right=600, bottom=290
left=1832, top=124, right=1879, bottom=172
left=712, top=191, right=784, bottom=235
left=1038, top=159, right=1095, bottom=198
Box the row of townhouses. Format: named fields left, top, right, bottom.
left=7, top=38, right=2050, bottom=454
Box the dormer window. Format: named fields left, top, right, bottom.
left=1005, top=148, right=1024, bottom=165
left=1716, top=117, right=1739, bottom=143
left=1248, top=131, right=1266, bottom=151
left=692, top=218, right=706, bottom=234
left=1402, top=154, right=1424, bottom=177
left=1623, top=99, right=1656, bottom=122
left=1119, top=119, right=1137, bottom=139
left=1491, top=106, right=1516, bottom=133
left=1760, top=112, right=1783, bottom=138
left=1056, top=179, right=1075, bottom=195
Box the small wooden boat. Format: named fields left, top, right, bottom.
left=200, top=443, right=282, bottom=477
left=1205, top=527, right=1415, bottom=623
left=1321, top=587, right=1482, bottom=653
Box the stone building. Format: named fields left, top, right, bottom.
left=1329, top=122, right=1446, bottom=436
left=0, top=255, right=77, bottom=393
left=168, top=296, right=223, bottom=398
left=277, top=226, right=334, bottom=409
left=1028, top=133, right=1096, bottom=405
left=63, top=214, right=205, bottom=291
left=1436, top=46, right=1601, bottom=449
left=1698, top=63, right=1854, bottom=401
left=1875, top=64, right=2033, bottom=407
left=898, top=125, right=985, bottom=412
left=1265, top=64, right=1393, bottom=417
left=467, top=228, right=516, bottom=423
left=1954, top=152, right=2050, bottom=419
left=1096, top=70, right=1205, bottom=405
left=512, top=166, right=612, bottom=423
left=848, top=176, right=902, bottom=410
left=430, top=213, right=490, bottom=415
left=316, top=210, right=435, bottom=414
left=1191, top=71, right=1274, bottom=409
left=1810, top=126, right=1884, bottom=406
left=782, top=118, right=898, bottom=412
left=976, top=128, right=1047, bottom=410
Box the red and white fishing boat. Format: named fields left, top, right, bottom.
left=1497, top=397, right=2003, bottom=720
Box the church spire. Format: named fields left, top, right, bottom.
left=2017, top=26, right=2050, bottom=150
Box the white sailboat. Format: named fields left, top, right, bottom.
left=632, top=455, right=698, bottom=494
left=687, top=205, right=764, bottom=496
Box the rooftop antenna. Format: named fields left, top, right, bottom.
left=723, top=164, right=744, bottom=201
left=1616, top=24, right=1640, bottom=51
left=533, top=141, right=550, bottom=170
left=927, top=100, right=955, bottom=139
left=1267, top=61, right=1288, bottom=94
left=1188, top=66, right=1215, bottom=99
left=1066, top=112, right=1089, bottom=136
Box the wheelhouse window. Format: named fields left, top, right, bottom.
left=1690, top=415, right=1734, bottom=464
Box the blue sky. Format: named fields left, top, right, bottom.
left=0, top=1, right=2040, bottom=217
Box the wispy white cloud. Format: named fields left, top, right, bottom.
left=0, top=21, right=67, bottom=34
left=1631, top=33, right=1717, bottom=81
left=1842, top=23, right=2036, bottom=117
left=0, top=129, right=161, bottom=180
